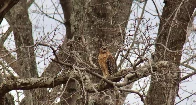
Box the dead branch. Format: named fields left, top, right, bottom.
left=0, top=60, right=177, bottom=101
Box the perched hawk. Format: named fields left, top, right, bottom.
left=98, top=46, right=118, bottom=78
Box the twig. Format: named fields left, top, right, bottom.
left=119, top=88, right=147, bottom=105
left=164, top=0, right=185, bottom=58
left=175, top=92, right=196, bottom=105
left=50, top=0, right=64, bottom=21
left=180, top=71, right=196, bottom=82
left=117, top=0, right=148, bottom=68
left=0, top=27, right=12, bottom=45
left=37, top=43, right=59, bottom=61
left=181, top=54, right=196, bottom=64
left=85, top=69, right=114, bottom=85
left=151, top=0, right=161, bottom=19
left=133, top=44, right=152, bottom=69
left=156, top=43, right=181, bottom=53
left=181, top=63, right=196, bottom=71
left=33, top=2, right=64, bottom=24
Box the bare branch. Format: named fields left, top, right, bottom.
left=0, top=60, right=178, bottom=102
left=180, top=71, right=196, bottom=82
left=88, top=61, right=175, bottom=91
left=175, top=92, right=196, bottom=105
left=33, top=2, right=64, bottom=24
left=181, top=63, right=196, bottom=71
left=152, top=0, right=161, bottom=19
left=0, top=74, right=74, bottom=96
left=119, top=88, right=147, bottom=105
left=37, top=43, right=59, bottom=61
left=0, top=27, right=11, bottom=45
left=181, top=54, right=196, bottom=64
left=117, top=0, right=147, bottom=68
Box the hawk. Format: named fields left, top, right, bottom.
left=98, top=46, right=118, bottom=78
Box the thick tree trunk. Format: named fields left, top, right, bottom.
left=39, top=0, right=132, bottom=104
left=146, top=0, right=196, bottom=105
left=5, top=1, right=39, bottom=105
left=59, top=0, right=133, bottom=104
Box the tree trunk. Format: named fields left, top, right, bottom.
left=5, top=1, right=39, bottom=105
left=59, top=0, right=133, bottom=104
left=146, top=0, right=196, bottom=105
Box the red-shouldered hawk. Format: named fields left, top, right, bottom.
left=98, top=46, right=118, bottom=78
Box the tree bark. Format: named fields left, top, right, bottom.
left=5, top=1, right=38, bottom=105
left=59, top=0, right=133, bottom=104
left=146, top=0, right=196, bottom=105
left=0, top=0, right=19, bottom=24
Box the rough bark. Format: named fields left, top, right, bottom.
left=4, top=1, right=38, bottom=105
left=0, top=0, right=19, bottom=24
left=37, top=1, right=132, bottom=104
left=0, top=60, right=175, bottom=104
left=59, top=0, right=133, bottom=104
left=146, top=0, right=196, bottom=105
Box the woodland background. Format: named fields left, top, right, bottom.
left=0, top=0, right=196, bottom=105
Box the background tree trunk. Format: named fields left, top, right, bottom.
left=146, top=0, right=196, bottom=105
left=4, top=1, right=39, bottom=105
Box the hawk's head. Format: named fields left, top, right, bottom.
left=99, top=46, right=108, bottom=54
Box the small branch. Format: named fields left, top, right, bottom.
left=156, top=43, right=181, bottom=53
left=51, top=0, right=64, bottom=21
left=181, top=63, right=196, bottom=71
left=120, top=54, right=133, bottom=66
left=86, top=61, right=154, bottom=90
left=117, top=0, right=148, bottom=68
left=181, top=54, right=196, bottom=64
left=132, top=44, right=151, bottom=69
left=180, top=71, right=196, bottom=81
left=37, top=43, right=59, bottom=61
left=152, top=0, right=161, bottom=19
left=119, top=88, right=147, bottom=105
left=175, top=92, right=196, bottom=105
left=33, top=2, right=64, bottom=24
left=51, top=59, right=73, bottom=68
left=0, top=27, right=12, bottom=45
left=85, top=69, right=114, bottom=85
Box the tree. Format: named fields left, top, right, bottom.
left=0, top=0, right=20, bottom=24
left=0, top=0, right=196, bottom=105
